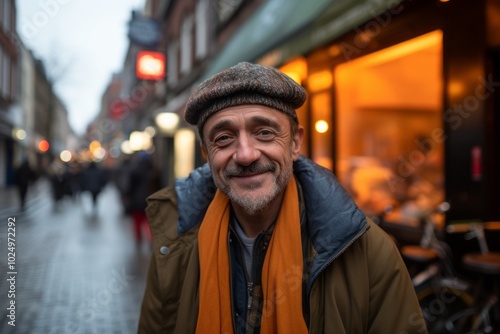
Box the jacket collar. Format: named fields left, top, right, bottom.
left=174, top=162, right=216, bottom=236
left=292, top=156, right=369, bottom=292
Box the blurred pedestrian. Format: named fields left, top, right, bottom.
left=114, top=157, right=133, bottom=215
left=79, top=161, right=107, bottom=210
left=13, top=158, right=36, bottom=210
left=69, top=160, right=83, bottom=201
left=125, top=152, right=160, bottom=245
left=49, top=161, right=75, bottom=208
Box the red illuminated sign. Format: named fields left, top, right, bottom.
left=136, top=51, right=165, bottom=80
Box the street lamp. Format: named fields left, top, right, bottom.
left=155, top=112, right=179, bottom=135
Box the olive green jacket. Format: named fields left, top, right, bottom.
left=138, top=157, right=427, bottom=333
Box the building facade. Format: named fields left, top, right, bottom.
left=1, top=0, right=75, bottom=184
left=0, top=0, right=18, bottom=187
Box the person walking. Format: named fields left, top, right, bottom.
left=125, top=152, right=160, bottom=245
left=138, top=62, right=426, bottom=333
left=79, top=161, right=106, bottom=210
left=13, top=158, right=36, bottom=210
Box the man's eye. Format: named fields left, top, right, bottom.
left=215, top=135, right=231, bottom=144
left=257, top=129, right=274, bottom=138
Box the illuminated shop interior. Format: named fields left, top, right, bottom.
left=335, top=30, right=444, bottom=226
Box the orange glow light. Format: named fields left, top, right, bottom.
left=38, top=140, right=50, bottom=152
left=308, top=70, right=333, bottom=92
left=280, top=57, right=308, bottom=85
left=136, top=51, right=166, bottom=80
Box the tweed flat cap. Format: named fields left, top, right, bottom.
left=185, top=62, right=306, bottom=128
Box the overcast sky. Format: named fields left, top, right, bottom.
left=16, top=0, right=146, bottom=136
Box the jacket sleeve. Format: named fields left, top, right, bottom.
left=138, top=254, right=164, bottom=333
left=366, top=223, right=428, bottom=334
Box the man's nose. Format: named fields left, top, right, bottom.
left=233, top=135, right=260, bottom=166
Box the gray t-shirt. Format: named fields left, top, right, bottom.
left=233, top=219, right=256, bottom=278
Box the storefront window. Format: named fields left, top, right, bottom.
left=308, top=69, right=333, bottom=170
left=334, top=30, right=444, bottom=227
left=311, top=92, right=333, bottom=170
left=280, top=58, right=309, bottom=157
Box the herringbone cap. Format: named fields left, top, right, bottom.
left=185, top=62, right=306, bottom=128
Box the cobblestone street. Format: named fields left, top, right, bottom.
left=0, top=180, right=150, bottom=333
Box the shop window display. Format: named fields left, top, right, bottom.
left=334, top=31, right=445, bottom=228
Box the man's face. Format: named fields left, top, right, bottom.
left=201, top=105, right=303, bottom=215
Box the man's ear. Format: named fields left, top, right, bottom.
left=292, top=125, right=304, bottom=160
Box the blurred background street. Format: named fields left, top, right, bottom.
left=0, top=179, right=150, bottom=333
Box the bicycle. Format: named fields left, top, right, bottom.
left=398, top=203, right=498, bottom=333
left=443, top=222, right=500, bottom=333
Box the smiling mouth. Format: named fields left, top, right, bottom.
left=230, top=173, right=268, bottom=190
left=233, top=172, right=264, bottom=178
left=225, top=162, right=276, bottom=179
left=231, top=172, right=268, bottom=183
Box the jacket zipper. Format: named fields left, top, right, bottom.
left=246, top=233, right=265, bottom=334
left=247, top=282, right=255, bottom=311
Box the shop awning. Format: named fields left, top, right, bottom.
left=199, top=0, right=403, bottom=79
left=275, top=0, right=404, bottom=63
left=200, top=0, right=334, bottom=80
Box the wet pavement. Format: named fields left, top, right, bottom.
left=0, top=179, right=151, bottom=333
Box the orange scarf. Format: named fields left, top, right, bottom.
left=196, top=177, right=308, bottom=333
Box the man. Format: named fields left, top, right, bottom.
left=138, top=62, right=426, bottom=333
